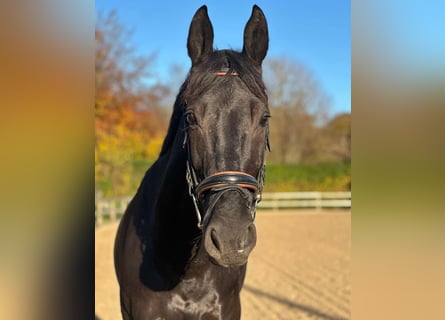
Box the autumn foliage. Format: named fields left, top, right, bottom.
left=95, top=12, right=169, bottom=196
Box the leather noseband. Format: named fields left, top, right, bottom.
left=196, top=171, right=259, bottom=199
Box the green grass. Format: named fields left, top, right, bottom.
left=263, top=162, right=351, bottom=192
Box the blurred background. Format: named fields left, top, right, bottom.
left=1, top=0, right=444, bottom=319
left=94, top=0, right=351, bottom=198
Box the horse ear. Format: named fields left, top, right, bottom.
left=242, top=5, right=269, bottom=65
left=187, top=5, right=214, bottom=66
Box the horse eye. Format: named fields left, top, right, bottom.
left=186, top=112, right=197, bottom=126
left=260, top=113, right=271, bottom=126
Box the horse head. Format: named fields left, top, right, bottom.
left=182, top=5, right=270, bottom=267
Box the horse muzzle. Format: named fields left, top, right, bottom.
left=204, top=221, right=257, bottom=267
left=200, top=186, right=258, bottom=267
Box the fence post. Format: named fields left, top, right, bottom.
left=109, top=200, right=116, bottom=222
left=119, top=197, right=130, bottom=218
left=118, top=199, right=124, bottom=218
left=96, top=200, right=103, bottom=226
left=315, top=192, right=322, bottom=210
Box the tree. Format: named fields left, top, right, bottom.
left=95, top=11, right=169, bottom=196
left=264, top=57, right=331, bottom=164
left=319, top=113, right=351, bottom=163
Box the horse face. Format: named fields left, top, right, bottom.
left=185, top=78, right=269, bottom=267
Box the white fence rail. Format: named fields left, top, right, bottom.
left=95, top=196, right=132, bottom=226
left=258, top=192, right=351, bottom=210
left=95, top=192, right=351, bottom=226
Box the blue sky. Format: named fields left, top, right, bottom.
left=355, top=0, right=445, bottom=78
left=95, top=0, right=351, bottom=116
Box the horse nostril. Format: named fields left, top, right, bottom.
left=237, top=224, right=256, bottom=253
left=247, top=224, right=255, bottom=236
left=246, top=224, right=257, bottom=249
left=210, top=229, right=221, bottom=252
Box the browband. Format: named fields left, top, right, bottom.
left=214, top=67, right=238, bottom=76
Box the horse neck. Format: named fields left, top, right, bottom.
left=145, top=129, right=201, bottom=271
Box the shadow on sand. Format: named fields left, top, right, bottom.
left=243, top=284, right=349, bottom=320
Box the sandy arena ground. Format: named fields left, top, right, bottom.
left=95, top=210, right=350, bottom=320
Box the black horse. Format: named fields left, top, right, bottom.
left=114, top=5, right=269, bottom=319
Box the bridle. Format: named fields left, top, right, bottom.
left=182, top=68, right=269, bottom=229
left=184, top=159, right=266, bottom=230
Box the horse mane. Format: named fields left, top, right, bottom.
left=159, top=50, right=267, bottom=156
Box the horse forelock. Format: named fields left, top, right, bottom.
left=184, top=50, right=267, bottom=102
